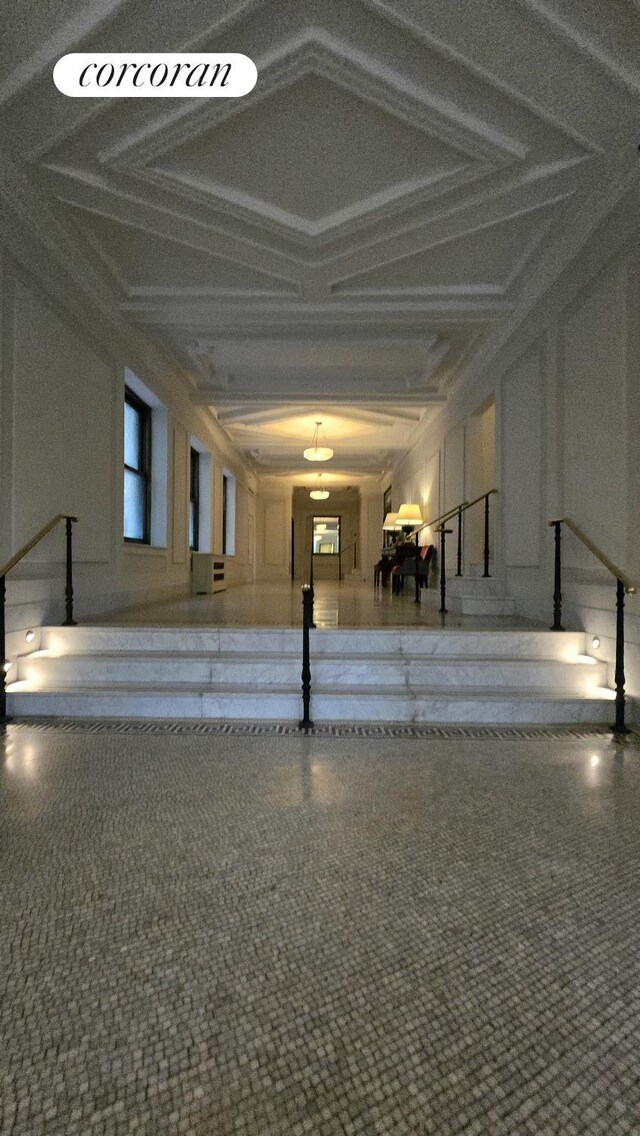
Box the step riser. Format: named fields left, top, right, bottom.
left=20, top=657, right=608, bottom=692
left=446, top=579, right=506, bottom=598
left=40, top=628, right=588, bottom=660
left=449, top=598, right=516, bottom=616
left=7, top=691, right=615, bottom=724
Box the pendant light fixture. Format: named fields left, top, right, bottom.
left=303, top=420, right=333, bottom=462
left=310, top=474, right=330, bottom=501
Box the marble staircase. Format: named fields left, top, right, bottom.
left=422, top=565, right=515, bottom=616
left=6, top=625, right=616, bottom=724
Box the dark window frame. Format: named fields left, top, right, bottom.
left=124, top=387, right=152, bottom=544
left=189, top=447, right=200, bottom=552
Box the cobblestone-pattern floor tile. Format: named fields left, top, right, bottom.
left=1, top=727, right=639, bottom=1134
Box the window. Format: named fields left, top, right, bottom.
left=189, top=448, right=200, bottom=551
left=313, top=516, right=340, bottom=555
left=123, top=388, right=151, bottom=542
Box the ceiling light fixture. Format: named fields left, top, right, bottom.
left=303, top=421, right=333, bottom=462
left=310, top=474, right=330, bottom=501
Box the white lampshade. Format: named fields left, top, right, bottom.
left=303, top=420, right=333, bottom=462
left=396, top=503, right=423, bottom=526
left=383, top=512, right=400, bottom=530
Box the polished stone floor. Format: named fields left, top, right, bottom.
left=2, top=724, right=640, bottom=1135
left=92, top=580, right=542, bottom=630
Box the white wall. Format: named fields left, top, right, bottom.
left=391, top=185, right=640, bottom=717
left=0, top=253, right=256, bottom=659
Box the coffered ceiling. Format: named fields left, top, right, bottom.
left=1, top=0, right=638, bottom=478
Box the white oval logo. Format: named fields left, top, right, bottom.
left=53, top=53, right=257, bottom=98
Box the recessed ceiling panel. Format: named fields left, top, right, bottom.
left=157, top=74, right=470, bottom=222
left=332, top=199, right=564, bottom=293
left=68, top=209, right=298, bottom=293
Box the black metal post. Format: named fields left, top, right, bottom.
left=551, top=521, right=564, bottom=631
left=353, top=540, right=357, bottom=571
left=309, top=543, right=316, bottom=629
left=414, top=531, right=421, bottom=604
left=63, top=516, right=77, bottom=626
left=299, top=584, right=314, bottom=730
left=613, top=578, right=629, bottom=735
left=456, top=508, right=463, bottom=576
left=439, top=528, right=452, bottom=614
left=483, top=494, right=491, bottom=577
left=0, top=574, right=6, bottom=724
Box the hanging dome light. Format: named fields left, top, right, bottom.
left=303, top=420, right=333, bottom=462
left=310, top=474, right=330, bottom=500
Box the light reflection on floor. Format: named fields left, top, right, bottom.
left=88, top=579, right=544, bottom=630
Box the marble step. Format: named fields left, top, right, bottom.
left=40, top=626, right=589, bottom=660
left=18, top=651, right=607, bottom=692
left=449, top=595, right=516, bottom=616
left=445, top=577, right=507, bottom=598
left=468, top=562, right=496, bottom=578
left=6, top=683, right=615, bottom=723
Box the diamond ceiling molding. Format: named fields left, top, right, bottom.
left=154, top=74, right=474, bottom=236
left=0, top=0, right=635, bottom=478
left=67, top=207, right=300, bottom=295
left=331, top=196, right=566, bottom=295
left=99, top=30, right=520, bottom=242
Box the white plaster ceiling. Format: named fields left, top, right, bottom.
left=1, top=0, right=639, bottom=478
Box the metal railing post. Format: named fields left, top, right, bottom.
left=551, top=521, right=564, bottom=631
left=456, top=508, right=463, bottom=576
left=299, top=584, right=314, bottom=731
left=414, top=531, right=421, bottom=604
left=63, top=516, right=77, bottom=627
left=439, top=528, right=452, bottom=614
left=613, top=578, right=628, bottom=735
left=0, top=574, right=6, bottom=724
left=483, top=494, right=491, bottom=577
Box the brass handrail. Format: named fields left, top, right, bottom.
left=547, top=516, right=636, bottom=595
left=414, top=502, right=467, bottom=537
left=432, top=489, right=498, bottom=530
left=548, top=514, right=635, bottom=734
left=0, top=513, right=78, bottom=578
left=1, top=512, right=79, bottom=724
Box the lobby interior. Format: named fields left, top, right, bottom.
left=1, top=1, right=640, bottom=1133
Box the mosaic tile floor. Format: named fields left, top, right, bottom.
left=2, top=724, right=640, bottom=1135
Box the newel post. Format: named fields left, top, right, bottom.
left=612, top=579, right=629, bottom=736
left=299, top=584, right=314, bottom=731
left=550, top=521, right=564, bottom=631
left=63, top=516, right=77, bottom=627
